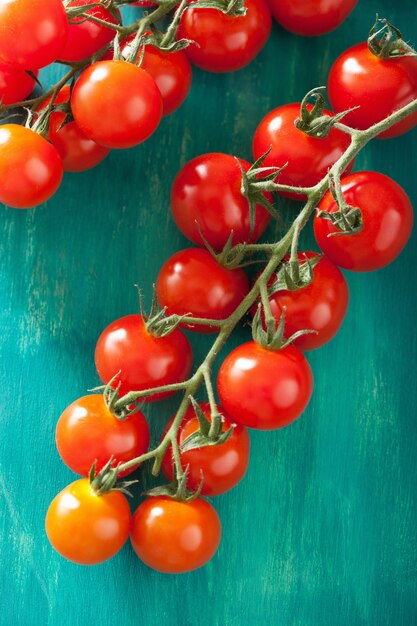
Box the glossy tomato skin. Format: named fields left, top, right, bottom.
left=257, top=252, right=349, bottom=351
left=328, top=42, right=417, bottom=139
left=45, top=479, right=131, bottom=565
left=268, top=0, right=357, bottom=36
left=161, top=403, right=250, bottom=496
left=95, top=314, right=193, bottom=400
left=39, top=85, right=109, bottom=172
left=130, top=496, right=221, bottom=573
left=218, top=342, right=313, bottom=430
left=253, top=103, right=353, bottom=199
left=0, top=125, right=63, bottom=209
left=156, top=248, right=250, bottom=333
left=0, top=65, right=37, bottom=105
left=178, top=0, right=271, bottom=73
left=56, top=394, right=150, bottom=478
left=71, top=60, right=163, bottom=149
left=0, top=0, right=68, bottom=69
left=314, top=171, right=414, bottom=271
left=60, top=0, right=120, bottom=63
left=171, top=153, right=271, bottom=250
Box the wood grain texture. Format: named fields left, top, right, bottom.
left=1, top=1, right=417, bottom=624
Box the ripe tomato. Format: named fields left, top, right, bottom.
left=71, top=60, right=162, bottom=149
left=178, top=0, right=271, bottom=73
left=252, top=103, right=353, bottom=199
left=161, top=403, right=250, bottom=496
left=60, top=0, right=120, bottom=63
left=314, top=171, right=414, bottom=271
left=55, top=394, right=150, bottom=478
left=0, top=65, right=37, bottom=105
left=156, top=248, right=250, bottom=333
left=95, top=314, right=193, bottom=400
left=46, top=478, right=131, bottom=565
left=217, top=341, right=313, bottom=430
left=267, top=0, right=357, bottom=36
left=171, top=153, right=271, bottom=250
left=0, top=0, right=68, bottom=69
left=130, top=496, right=221, bottom=573
left=328, top=42, right=417, bottom=139
left=38, top=85, right=109, bottom=172
left=0, top=125, right=63, bottom=209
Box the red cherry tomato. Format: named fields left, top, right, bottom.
left=253, top=103, right=353, bottom=200
left=314, top=171, right=414, bottom=271
left=95, top=314, right=193, bottom=400
left=161, top=402, right=250, bottom=496
left=46, top=478, right=131, bottom=565
left=171, top=153, right=271, bottom=251
left=0, top=0, right=68, bottom=69
left=0, top=125, right=63, bottom=209
left=156, top=248, right=250, bottom=333
left=71, top=60, right=162, bottom=149
left=55, top=394, right=150, bottom=478
left=178, top=0, right=271, bottom=73
left=38, top=85, right=109, bottom=172
left=267, top=0, right=357, bottom=36
left=328, top=42, right=417, bottom=139
left=130, top=496, right=221, bottom=573
left=0, top=65, right=37, bottom=105
left=217, top=341, right=313, bottom=430
left=254, top=252, right=349, bottom=351
left=60, top=0, right=120, bottom=63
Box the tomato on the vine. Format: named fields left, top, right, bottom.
left=328, top=42, right=417, bottom=139
left=0, top=65, right=37, bottom=105
left=161, top=403, right=250, bottom=496
left=55, top=394, right=150, bottom=478
left=71, top=60, right=163, bottom=149
left=130, top=496, right=221, bottom=573
left=171, top=153, right=271, bottom=250
left=178, top=0, right=272, bottom=73
left=45, top=479, right=131, bottom=565
left=156, top=248, right=249, bottom=333
left=0, top=125, right=63, bottom=209
left=314, top=171, right=414, bottom=271
left=218, top=341, right=313, bottom=430
left=0, top=0, right=68, bottom=69
left=252, top=103, right=353, bottom=199
left=95, top=314, right=193, bottom=400
left=267, top=0, right=357, bottom=36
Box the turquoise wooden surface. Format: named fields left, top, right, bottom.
left=1, top=1, right=417, bottom=624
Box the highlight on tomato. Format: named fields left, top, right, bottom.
left=0, top=65, right=37, bottom=105
left=130, top=496, right=221, bottom=573
left=267, top=0, right=358, bottom=37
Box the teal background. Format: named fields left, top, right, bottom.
left=1, top=1, right=417, bottom=624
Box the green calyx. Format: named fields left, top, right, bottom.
left=180, top=396, right=234, bottom=453
left=145, top=466, right=204, bottom=502
left=252, top=304, right=316, bottom=351
left=268, top=254, right=321, bottom=296
left=317, top=173, right=363, bottom=237
left=90, top=458, right=137, bottom=497
left=368, top=17, right=417, bottom=59
left=139, top=287, right=187, bottom=337
left=187, top=0, right=246, bottom=16
left=295, top=87, right=357, bottom=139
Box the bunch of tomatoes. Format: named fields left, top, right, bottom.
left=1, top=0, right=417, bottom=574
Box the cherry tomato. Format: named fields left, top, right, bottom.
left=0, top=125, right=63, bottom=209
left=38, top=85, right=109, bottom=172
left=45, top=478, right=131, bottom=565
left=0, top=0, right=68, bottom=69
left=328, top=42, right=417, bottom=139
left=254, top=252, right=349, bottom=351
left=252, top=103, right=353, bottom=200
left=0, top=65, right=37, bottom=105
left=178, top=0, right=271, bottom=73
left=130, top=496, right=221, bottom=573
left=71, top=60, right=162, bottom=149
left=171, top=153, right=271, bottom=250
left=95, top=314, right=193, bottom=400
left=156, top=248, right=250, bottom=333
left=217, top=341, right=313, bottom=430
left=60, top=0, right=120, bottom=63
left=161, top=403, right=250, bottom=496
left=267, top=0, right=357, bottom=36
left=314, top=171, right=414, bottom=271
left=55, top=394, right=150, bottom=478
